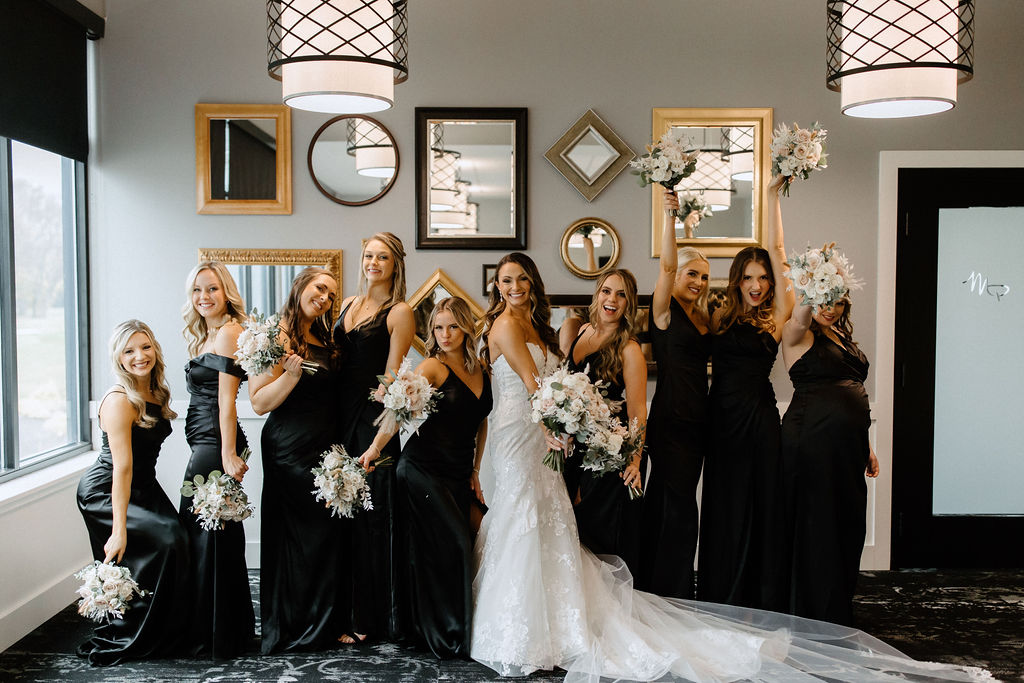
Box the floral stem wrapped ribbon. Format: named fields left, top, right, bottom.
left=369, top=357, right=442, bottom=436
left=180, top=447, right=255, bottom=531
left=580, top=416, right=645, bottom=500
left=311, top=444, right=374, bottom=518
left=770, top=122, right=828, bottom=197
left=629, top=129, right=700, bottom=220
left=785, top=243, right=864, bottom=311
left=530, top=364, right=615, bottom=473
left=74, top=561, right=148, bottom=621
left=235, top=309, right=319, bottom=376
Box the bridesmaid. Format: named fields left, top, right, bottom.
left=249, top=267, right=346, bottom=654
left=698, top=175, right=794, bottom=611
left=177, top=261, right=255, bottom=657
left=560, top=269, right=646, bottom=575
left=76, top=320, right=188, bottom=666
left=781, top=294, right=879, bottom=625
left=637, top=197, right=711, bottom=599
left=363, top=297, right=491, bottom=659
left=334, top=232, right=415, bottom=642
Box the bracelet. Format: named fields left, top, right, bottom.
left=473, top=467, right=480, bottom=473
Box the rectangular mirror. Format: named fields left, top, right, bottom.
left=650, top=108, right=772, bottom=258
left=195, top=103, right=292, bottom=214
left=415, top=107, right=527, bottom=250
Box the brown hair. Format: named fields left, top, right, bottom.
left=716, top=246, right=777, bottom=335
left=279, top=267, right=337, bottom=360
left=810, top=296, right=858, bottom=350
left=353, top=232, right=407, bottom=330
left=480, top=252, right=561, bottom=367
left=584, top=269, right=638, bottom=383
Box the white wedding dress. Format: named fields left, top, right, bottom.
left=470, top=344, right=993, bottom=683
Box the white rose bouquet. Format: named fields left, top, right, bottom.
left=785, top=243, right=863, bottom=311
left=180, top=447, right=255, bottom=531
left=770, top=122, right=828, bottom=196
left=679, top=193, right=713, bottom=226
left=530, top=364, right=614, bottom=473
left=311, top=444, right=375, bottom=518
left=580, top=416, right=645, bottom=499
left=369, top=357, right=442, bottom=435
left=235, top=310, right=319, bottom=376
left=74, top=561, right=148, bottom=622
left=629, top=129, right=700, bottom=218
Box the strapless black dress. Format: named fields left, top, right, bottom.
left=396, top=368, right=492, bottom=658
left=178, top=353, right=255, bottom=657
left=259, top=344, right=349, bottom=653
left=782, top=330, right=871, bottom=626
left=639, top=296, right=711, bottom=599
left=76, top=401, right=189, bottom=666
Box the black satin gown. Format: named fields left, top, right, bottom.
left=638, top=297, right=711, bottom=598
left=782, top=331, right=871, bottom=626
left=178, top=353, right=255, bottom=657
left=562, top=333, right=644, bottom=577
left=76, top=400, right=189, bottom=666
left=698, top=321, right=787, bottom=611
left=396, top=367, right=492, bottom=658
left=259, top=344, right=349, bottom=654
left=334, top=302, right=404, bottom=640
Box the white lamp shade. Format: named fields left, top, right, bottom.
left=841, top=67, right=956, bottom=118
left=355, top=146, right=396, bottom=178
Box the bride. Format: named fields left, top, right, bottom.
left=470, top=252, right=991, bottom=683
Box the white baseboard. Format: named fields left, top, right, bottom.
left=0, top=568, right=84, bottom=653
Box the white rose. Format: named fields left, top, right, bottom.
left=97, top=563, right=121, bottom=582
left=795, top=128, right=812, bottom=144
left=804, top=250, right=823, bottom=270
left=792, top=142, right=810, bottom=161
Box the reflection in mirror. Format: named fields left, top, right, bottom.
left=559, top=217, right=621, bottom=280
left=308, top=115, right=399, bottom=206
left=561, top=127, right=618, bottom=184
left=669, top=126, right=752, bottom=239
left=407, top=269, right=485, bottom=354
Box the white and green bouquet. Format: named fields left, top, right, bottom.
left=580, top=416, right=645, bottom=499
left=74, top=561, right=148, bottom=622
left=235, top=310, right=318, bottom=376
left=530, top=364, right=615, bottom=473
left=678, top=193, right=713, bottom=228
left=770, top=122, right=828, bottom=196
left=311, top=444, right=375, bottom=518
left=629, top=128, right=699, bottom=195
left=369, top=357, right=442, bottom=435
left=785, top=243, right=863, bottom=311
left=180, top=448, right=255, bottom=531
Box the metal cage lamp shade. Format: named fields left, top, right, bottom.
left=722, top=127, right=755, bottom=182
left=268, top=0, right=409, bottom=114
left=826, top=0, right=974, bottom=118
left=676, top=151, right=734, bottom=212
left=346, top=118, right=396, bottom=178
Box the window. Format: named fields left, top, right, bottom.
left=0, top=137, right=90, bottom=481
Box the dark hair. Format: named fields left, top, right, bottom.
left=481, top=252, right=561, bottom=366
left=279, top=267, right=337, bottom=359
left=585, top=269, right=638, bottom=383
left=810, top=297, right=858, bottom=350
left=717, top=246, right=777, bottom=335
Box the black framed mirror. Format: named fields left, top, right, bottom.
left=415, top=107, right=527, bottom=250
left=308, top=115, right=399, bottom=206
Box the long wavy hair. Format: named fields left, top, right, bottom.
left=675, top=246, right=710, bottom=324
left=181, top=261, right=246, bottom=358
left=424, top=296, right=480, bottom=374
left=353, top=231, right=407, bottom=330
left=585, top=269, right=638, bottom=383
left=810, top=296, right=858, bottom=350
left=109, top=320, right=176, bottom=428
left=279, top=267, right=337, bottom=360
left=481, top=252, right=561, bottom=367
left=716, top=246, right=777, bottom=335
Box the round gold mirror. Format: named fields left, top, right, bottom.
left=308, top=115, right=399, bottom=206
left=559, top=218, right=620, bottom=280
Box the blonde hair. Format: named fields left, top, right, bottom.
left=585, top=269, right=638, bottom=383
left=676, top=246, right=710, bottom=323
left=181, top=261, right=246, bottom=358
left=353, top=232, right=407, bottom=330
left=109, top=320, right=176, bottom=428
left=424, top=296, right=480, bottom=374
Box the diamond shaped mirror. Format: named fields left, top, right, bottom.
left=545, top=109, right=633, bottom=202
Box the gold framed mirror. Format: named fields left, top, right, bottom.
left=197, top=248, right=342, bottom=318
left=195, top=103, right=292, bottom=215
left=649, top=107, right=772, bottom=258
left=559, top=217, right=621, bottom=280
left=407, top=268, right=485, bottom=355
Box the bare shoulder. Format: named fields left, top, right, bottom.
left=213, top=321, right=243, bottom=355
left=388, top=301, right=414, bottom=321
left=416, top=356, right=447, bottom=386
left=99, top=388, right=136, bottom=430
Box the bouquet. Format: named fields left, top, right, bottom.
left=678, top=193, right=713, bottom=228
left=785, top=243, right=864, bottom=311
left=74, top=561, right=148, bottom=621
left=235, top=310, right=319, bottom=376
left=629, top=128, right=700, bottom=205
left=180, top=448, right=255, bottom=531
left=770, top=122, right=828, bottom=196
left=580, top=417, right=645, bottom=500
left=529, top=364, right=615, bottom=473
left=311, top=444, right=375, bottom=518
left=369, top=357, right=442, bottom=435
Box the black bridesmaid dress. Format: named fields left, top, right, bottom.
left=395, top=366, right=492, bottom=658
left=334, top=303, right=404, bottom=640
left=259, top=344, right=349, bottom=654
left=781, top=330, right=871, bottom=626
left=76, top=398, right=189, bottom=666
left=698, top=320, right=787, bottom=611
left=178, top=353, right=255, bottom=657
left=638, top=296, right=711, bottom=598
left=563, top=332, right=644, bottom=576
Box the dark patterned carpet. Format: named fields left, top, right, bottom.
left=1, top=569, right=1020, bottom=682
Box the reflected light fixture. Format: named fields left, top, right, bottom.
left=346, top=118, right=396, bottom=178
left=826, top=0, right=974, bottom=118
left=722, top=127, right=754, bottom=182
left=429, top=123, right=462, bottom=211
left=268, top=0, right=408, bottom=114
left=676, top=152, right=734, bottom=212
